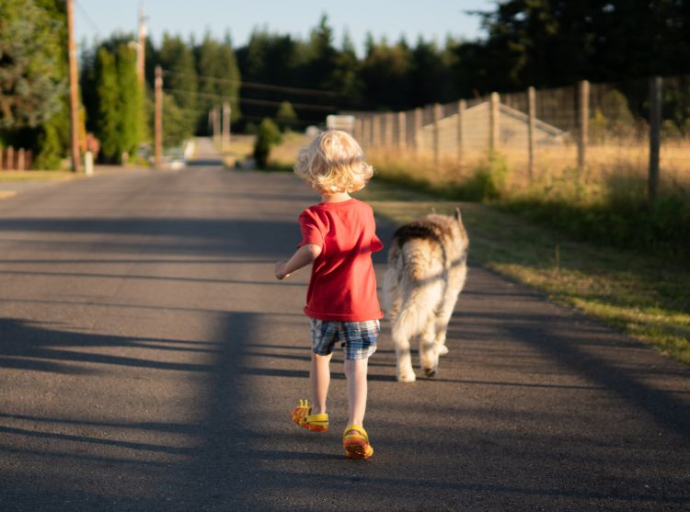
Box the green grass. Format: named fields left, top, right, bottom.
left=0, top=171, right=79, bottom=182
left=356, top=179, right=690, bottom=366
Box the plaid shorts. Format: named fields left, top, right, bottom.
left=309, top=319, right=380, bottom=360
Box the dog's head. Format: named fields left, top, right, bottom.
left=423, top=207, right=469, bottom=250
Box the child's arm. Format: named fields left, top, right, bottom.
left=275, top=244, right=322, bottom=280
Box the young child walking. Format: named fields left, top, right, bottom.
left=274, top=129, right=383, bottom=459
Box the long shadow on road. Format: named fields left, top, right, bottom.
left=0, top=174, right=689, bottom=511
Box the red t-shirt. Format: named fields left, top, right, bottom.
left=298, top=198, right=384, bottom=322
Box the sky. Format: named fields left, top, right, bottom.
left=74, top=0, right=492, bottom=54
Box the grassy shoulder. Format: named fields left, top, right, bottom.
left=0, top=171, right=79, bottom=182
left=356, top=179, right=690, bottom=366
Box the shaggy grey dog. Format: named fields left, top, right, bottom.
left=383, top=209, right=469, bottom=382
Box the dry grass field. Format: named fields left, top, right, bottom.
left=367, top=141, right=690, bottom=196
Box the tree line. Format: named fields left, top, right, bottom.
left=2, top=1, right=690, bottom=168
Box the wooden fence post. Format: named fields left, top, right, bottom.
left=367, top=116, right=375, bottom=149
left=360, top=117, right=369, bottom=151
left=433, top=103, right=442, bottom=165
left=577, top=80, right=590, bottom=171
left=490, top=92, right=500, bottom=152
left=374, top=114, right=383, bottom=148
left=414, top=107, right=423, bottom=154
left=648, top=76, right=662, bottom=204
left=7, top=147, right=14, bottom=170
left=387, top=113, right=396, bottom=148
left=222, top=101, right=231, bottom=150
left=528, top=86, right=536, bottom=180
left=17, top=148, right=25, bottom=171
left=378, top=114, right=388, bottom=148
left=397, top=111, right=406, bottom=151
left=0, top=147, right=3, bottom=171
left=457, top=99, right=466, bottom=165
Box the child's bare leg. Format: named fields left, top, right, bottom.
left=344, top=358, right=368, bottom=427
left=310, top=352, right=332, bottom=415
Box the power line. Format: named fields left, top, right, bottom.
left=74, top=0, right=102, bottom=36
left=162, top=69, right=339, bottom=98
left=166, top=104, right=313, bottom=124
left=162, top=87, right=339, bottom=111
left=161, top=70, right=393, bottom=110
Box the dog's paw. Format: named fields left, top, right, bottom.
left=423, top=366, right=438, bottom=379
left=397, top=370, right=417, bottom=383
left=438, top=345, right=449, bottom=356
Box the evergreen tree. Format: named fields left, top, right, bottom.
left=94, top=47, right=120, bottom=160
left=162, top=93, right=188, bottom=146
left=360, top=38, right=413, bottom=109
left=306, top=14, right=338, bottom=90
left=91, top=43, right=143, bottom=163
left=159, top=33, right=198, bottom=139
left=115, top=43, right=143, bottom=158
left=329, top=31, right=363, bottom=102
left=0, top=0, right=65, bottom=131
left=195, top=33, right=242, bottom=134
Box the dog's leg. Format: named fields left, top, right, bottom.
left=420, top=319, right=439, bottom=378
left=392, top=316, right=417, bottom=383
left=435, top=269, right=466, bottom=356
left=434, top=296, right=458, bottom=357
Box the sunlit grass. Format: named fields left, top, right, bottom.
left=216, top=134, right=255, bottom=167
left=0, top=171, right=79, bottom=182
left=268, top=132, right=311, bottom=170
left=356, top=179, right=690, bottom=365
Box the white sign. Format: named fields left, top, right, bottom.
left=326, top=115, right=356, bottom=133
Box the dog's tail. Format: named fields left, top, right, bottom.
left=387, top=241, right=444, bottom=347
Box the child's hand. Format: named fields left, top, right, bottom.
left=275, top=261, right=290, bottom=280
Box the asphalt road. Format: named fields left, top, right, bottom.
left=0, top=141, right=689, bottom=512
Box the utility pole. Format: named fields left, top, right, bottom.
left=137, top=7, right=147, bottom=84
left=66, top=0, right=80, bottom=172
left=222, top=101, right=231, bottom=150
left=213, top=105, right=221, bottom=142
left=154, top=66, right=162, bottom=167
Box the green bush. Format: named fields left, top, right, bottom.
left=253, top=118, right=283, bottom=168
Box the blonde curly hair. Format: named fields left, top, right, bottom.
left=294, top=130, right=373, bottom=194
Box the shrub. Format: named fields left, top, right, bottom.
left=253, top=118, right=283, bottom=168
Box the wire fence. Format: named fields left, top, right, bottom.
left=351, top=75, right=690, bottom=198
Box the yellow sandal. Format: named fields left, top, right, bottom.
left=291, top=400, right=329, bottom=432
left=343, top=424, right=374, bottom=459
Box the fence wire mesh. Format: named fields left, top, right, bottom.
left=352, top=74, right=690, bottom=194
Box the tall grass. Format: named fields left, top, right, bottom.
left=367, top=148, right=690, bottom=259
